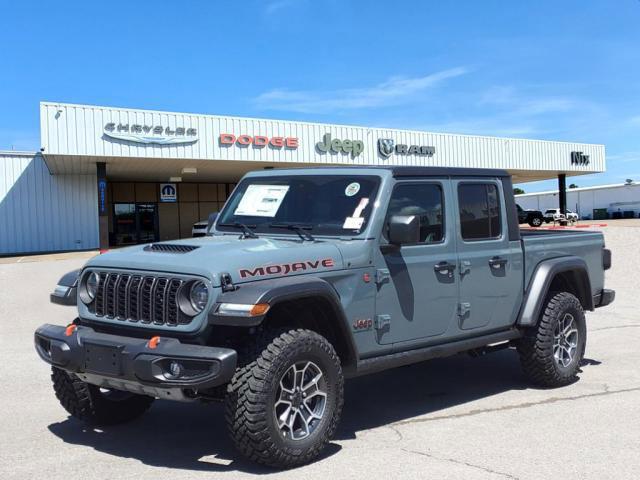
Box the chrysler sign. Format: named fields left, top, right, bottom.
left=378, top=138, right=435, bottom=158
left=104, top=123, right=198, bottom=145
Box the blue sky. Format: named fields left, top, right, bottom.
left=1, top=0, right=639, bottom=192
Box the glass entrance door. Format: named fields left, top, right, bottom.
left=113, top=203, right=158, bottom=246
left=136, top=203, right=158, bottom=243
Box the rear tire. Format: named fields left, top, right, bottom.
left=517, top=292, right=586, bottom=387
left=51, top=367, right=154, bottom=425
left=225, top=328, right=344, bottom=469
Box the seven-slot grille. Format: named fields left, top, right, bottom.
left=91, top=272, right=190, bottom=326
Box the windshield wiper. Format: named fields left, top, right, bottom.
left=269, top=223, right=315, bottom=241
left=218, top=222, right=259, bottom=239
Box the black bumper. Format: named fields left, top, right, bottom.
left=34, top=324, right=237, bottom=398
left=594, top=289, right=615, bottom=308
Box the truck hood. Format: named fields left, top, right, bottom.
left=84, top=236, right=345, bottom=287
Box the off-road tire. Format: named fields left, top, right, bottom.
left=51, top=367, right=154, bottom=425
left=517, top=292, right=587, bottom=387
left=225, top=328, right=344, bottom=469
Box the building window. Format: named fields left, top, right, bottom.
left=458, top=183, right=501, bottom=240
left=385, top=183, right=444, bottom=244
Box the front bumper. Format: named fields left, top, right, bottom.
left=594, top=289, right=616, bottom=308
left=34, top=324, right=237, bottom=401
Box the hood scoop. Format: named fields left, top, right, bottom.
left=143, top=244, right=200, bottom=253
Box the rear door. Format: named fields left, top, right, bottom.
left=374, top=179, right=460, bottom=345
left=452, top=179, right=523, bottom=332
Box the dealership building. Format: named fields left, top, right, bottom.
left=517, top=181, right=640, bottom=219
left=0, top=102, right=606, bottom=255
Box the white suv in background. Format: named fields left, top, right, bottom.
left=192, top=220, right=209, bottom=237
left=544, top=208, right=579, bottom=223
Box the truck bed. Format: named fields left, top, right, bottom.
left=520, top=228, right=605, bottom=298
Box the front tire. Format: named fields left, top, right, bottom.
left=517, top=292, right=586, bottom=387
left=225, top=329, right=344, bottom=469
left=51, top=367, right=154, bottom=425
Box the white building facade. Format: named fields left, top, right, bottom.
left=0, top=102, right=606, bottom=255
left=516, top=182, right=640, bottom=219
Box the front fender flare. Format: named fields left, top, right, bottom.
left=209, top=275, right=358, bottom=367
left=517, top=256, right=593, bottom=327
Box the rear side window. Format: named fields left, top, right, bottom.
left=385, top=183, right=444, bottom=244
left=458, top=183, right=501, bottom=240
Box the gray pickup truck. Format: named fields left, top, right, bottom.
left=35, top=166, right=614, bottom=468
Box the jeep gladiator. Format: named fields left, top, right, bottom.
left=35, top=166, right=614, bottom=468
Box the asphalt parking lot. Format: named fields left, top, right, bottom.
left=1, top=222, right=639, bottom=480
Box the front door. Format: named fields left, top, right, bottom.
left=452, top=179, right=523, bottom=332
left=113, top=203, right=159, bottom=246
left=374, top=180, right=460, bottom=345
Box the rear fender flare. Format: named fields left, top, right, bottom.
left=517, top=256, right=593, bottom=327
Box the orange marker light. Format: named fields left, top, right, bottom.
left=148, top=336, right=161, bottom=349
left=249, top=303, right=270, bottom=316
left=65, top=324, right=77, bottom=337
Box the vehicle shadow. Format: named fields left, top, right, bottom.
left=47, top=349, right=597, bottom=473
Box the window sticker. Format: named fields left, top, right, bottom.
left=345, top=182, right=361, bottom=197
left=343, top=197, right=369, bottom=230
left=352, top=197, right=369, bottom=218
left=343, top=216, right=365, bottom=230
left=234, top=184, right=289, bottom=217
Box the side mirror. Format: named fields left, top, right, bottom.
left=388, top=215, right=420, bottom=245
left=206, top=212, right=219, bottom=235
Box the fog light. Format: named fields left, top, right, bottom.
left=165, top=361, right=183, bottom=380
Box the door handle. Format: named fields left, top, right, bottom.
left=434, top=261, right=456, bottom=277
left=489, top=256, right=508, bottom=269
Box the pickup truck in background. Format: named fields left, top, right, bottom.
left=36, top=166, right=614, bottom=468
left=517, top=204, right=544, bottom=227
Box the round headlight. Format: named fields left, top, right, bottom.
left=189, top=281, right=209, bottom=312
left=80, top=272, right=100, bottom=304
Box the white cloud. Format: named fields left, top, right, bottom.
left=254, top=67, right=469, bottom=113
left=480, top=86, right=579, bottom=115
left=265, top=0, right=297, bottom=15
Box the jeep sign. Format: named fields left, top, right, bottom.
left=316, top=133, right=364, bottom=157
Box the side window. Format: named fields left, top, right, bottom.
left=385, top=184, right=444, bottom=244
left=458, top=183, right=502, bottom=240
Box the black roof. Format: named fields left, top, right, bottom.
left=267, top=165, right=510, bottom=178
left=389, top=166, right=510, bottom=178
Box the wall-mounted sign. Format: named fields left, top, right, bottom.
left=571, top=151, right=590, bottom=166
left=378, top=138, right=435, bottom=158
left=97, top=179, right=107, bottom=215
left=219, top=134, right=298, bottom=149
left=160, top=183, right=177, bottom=202
left=316, top=133, right=364, bottom=157
left=104, top=123, right=198, bottom=145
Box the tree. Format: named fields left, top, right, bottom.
left=569, top=183, right=579, bottom=189
left=513, top=187, right=525, bottom=195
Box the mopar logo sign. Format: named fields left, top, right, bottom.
left=160, top=183, right=177, bottom=202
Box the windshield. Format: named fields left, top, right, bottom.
left=217, top=175, right=381, bottom=236
left=545, top=209, right=558, bottom=214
